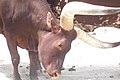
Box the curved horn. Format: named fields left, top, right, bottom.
left=75, top=27, right=120, bottom=48
left=60, top=2, right=120, bottom=48
left=60, top=1, right=120, bottom=31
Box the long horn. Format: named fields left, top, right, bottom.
left=60, top=1, right=120, bottom=31
left=75, top=27, right=120, bottom=48
left=60, top=2, right=120, bottom=48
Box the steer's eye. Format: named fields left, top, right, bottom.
left=58, top=43, right=62, bottom=47
left=57, top=40, right=66, bottom=51
left=57, top=42, right=62, bottom=50
left=56, top=38, right=67, bottom=51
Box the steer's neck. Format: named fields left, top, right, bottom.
left=31, top=0, right=58, bottom=31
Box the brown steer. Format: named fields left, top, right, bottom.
left=0, top=0, right=120, bottom=80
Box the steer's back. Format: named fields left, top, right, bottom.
left=0, top=0, right=38, bottom=50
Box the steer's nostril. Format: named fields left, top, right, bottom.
left=51, top=72, right=60, bottom=80
left=53, top=73, right=57, bottom=77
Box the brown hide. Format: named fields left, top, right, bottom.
left=0, top=0, right=76, bottom=80
left=68, top=0, right=120, bottom=7
left=0, top=0, right=42, bottom=80
left=48, top=0, right=120, bottom=10
left=0, top=0, right=119, bottom=80
left=47, top=0, right=60, bottom=7
left=0, top=19, right=3, bottom=33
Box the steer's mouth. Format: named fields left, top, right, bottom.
left=50, top=72, right=60, bottom=80
left=44, top=70, right=61, bottom=80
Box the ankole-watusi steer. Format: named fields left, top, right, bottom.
left=0, top=0, right=120, bottom=80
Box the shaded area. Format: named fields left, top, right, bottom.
left=0, top=63, right=30, bottom=80
left=60, top=66, right=120, bottom=80
left=1, top=63, right=120, bottom=80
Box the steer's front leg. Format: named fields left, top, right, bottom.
left=6, top=34, right=22, bottom=80
left=29, top=51, right=42, bottom=80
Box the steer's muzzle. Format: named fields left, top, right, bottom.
left=46, top=70, right=61, bottom=80
left=50, top=72, right=60, bottom=80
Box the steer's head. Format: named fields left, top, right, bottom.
left=38, top=12, right=77, bottom=78
left=37, top=1, right=120, bottom=79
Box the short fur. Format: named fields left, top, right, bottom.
left=0, top=0, right=76, bottom=80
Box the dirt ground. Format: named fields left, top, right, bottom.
left=1, top=27, right=120, bottom=80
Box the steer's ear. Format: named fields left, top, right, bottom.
left=47, top=12, right=60, bottom=33
left=47, top=12, right=53, bottom=28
